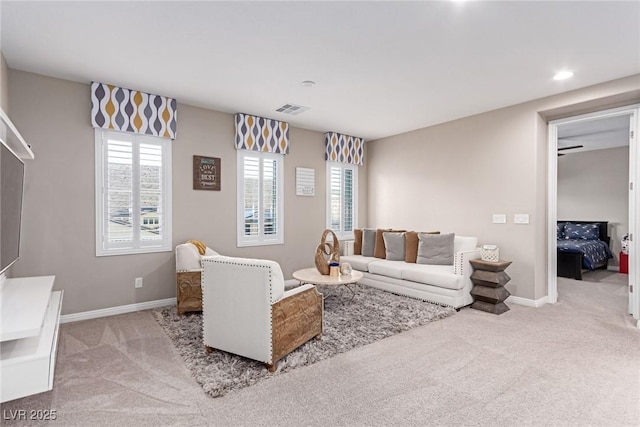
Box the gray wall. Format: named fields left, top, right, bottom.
left=367, top=74, right=640, bottom=301
left=8, top=69, right=367, bottom=314
left=1, top=52, right=8, bottom=111
left=558, top=146, right=629, bottom=264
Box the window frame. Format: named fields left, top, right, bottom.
left=94, top=128, right=173, bottom=256
left=236, top=150, right=284, bottom=247
left=326, top=161, right=358, bottom=241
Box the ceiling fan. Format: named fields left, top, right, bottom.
left=557, top=145, right=584, bottom=156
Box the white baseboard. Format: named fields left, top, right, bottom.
left=607, top=265, right=620, bottom=272
left=60, top=297, right=177, bottom=324
left=506, top=295, right=549, bottom=308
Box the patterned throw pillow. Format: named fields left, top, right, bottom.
left=564, top=223, right=599, bottom=240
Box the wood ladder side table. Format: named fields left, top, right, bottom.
left=469, top=259, right=512, bottom=315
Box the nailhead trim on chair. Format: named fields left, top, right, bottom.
left=267, top=269, right=273, bottom=365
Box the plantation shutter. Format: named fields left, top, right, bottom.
left=328, top=164, right=355, bottom=235
left=100, top=131, right=169, bottom=253
left=262, top=157, right=278, bottom=236
left=239, top=151, right=283, bottom=245
left=242, top=156, right=260, bottom=237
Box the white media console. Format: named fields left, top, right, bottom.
left=0, top=275, right=63, bottom=402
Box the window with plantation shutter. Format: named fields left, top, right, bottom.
left=95, top=129, right=172, bottom=256
left=326, top=162, right=358, bottom=240
left=237, top=150, right=283, bottom=247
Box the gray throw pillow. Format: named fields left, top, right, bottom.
left=361, top=228, right=376, bottom=257
left=383, top=232, right=406, bottom=261
left=417, top=233, right=455, bottom=265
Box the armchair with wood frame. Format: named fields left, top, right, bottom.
left=201, top=255, right=323, bottom=372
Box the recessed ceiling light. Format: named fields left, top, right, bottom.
left=553, top=70, right=574, bottom=81
left=301, top=80, right=315, bottom=87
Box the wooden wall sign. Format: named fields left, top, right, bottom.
left=193, top=156, right=221, bottom=191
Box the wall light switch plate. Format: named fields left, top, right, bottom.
left=492, top=214, right=507, bottom=224
left=514, top=214, right=530, bottom=224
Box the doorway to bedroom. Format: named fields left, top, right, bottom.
left=548, top=104, right=639, bottom=324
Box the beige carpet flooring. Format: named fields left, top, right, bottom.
left=581, top=268, right=629, bottom=286
left=2, top=276, right=639, bottom=427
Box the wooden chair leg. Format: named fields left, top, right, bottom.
left=205, top=345, right=214, bottom=354
left=314, top=333, right=322, bottom=340
left=266, top=362, right=276, bottom=372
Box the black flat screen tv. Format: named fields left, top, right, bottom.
left=0, top=138, right=25, bottom=276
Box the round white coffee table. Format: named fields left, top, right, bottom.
left=292, top=268, right=363, bottom=300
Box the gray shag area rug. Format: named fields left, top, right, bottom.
left=153, top=284, right=456, bottom=398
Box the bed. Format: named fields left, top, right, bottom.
left=557, top=221, right=613, bottom=280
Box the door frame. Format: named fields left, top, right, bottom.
left=547, top=104, right=640, bottom=325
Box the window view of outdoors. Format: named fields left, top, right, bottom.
left=329, top=166, right=354, bottom=233
left=243, top=156, right=277, bottom=236
left=106, top=139, right=163, bottom=242
left=329, top=166, right=342, bottom=232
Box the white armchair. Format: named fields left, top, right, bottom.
left=202, top=255, right=323, bottom=372
left=175, top=241, right=218, bottom=315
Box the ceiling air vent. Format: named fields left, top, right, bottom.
left=275, top=103, right=309, bottom=115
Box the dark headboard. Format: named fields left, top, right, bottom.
left=558, top=220, right=610, bottom=246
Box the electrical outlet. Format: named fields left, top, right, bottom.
left=135, top=277, right=143, bottom=288
left=514, top=214, right=530, bottom=224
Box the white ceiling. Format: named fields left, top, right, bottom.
left=558, top=115, right=631, bottom=154
left=2, top=1, right=639, bottom=141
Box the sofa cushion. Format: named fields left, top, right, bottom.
left=205, top=247, right=219, bottom=257
left=354, top=229, right=363, bottom=255
left=375, top=228, right=406, bottom=259
left=368, top=260, right=404, bottom=279
left=453, top=236, right=478, bottom=253
left=417, top=233, right=455, bottom=265
left=374, top=229, right=391, bottom=258
left=176, top=242, right=219, bottom=271
left=341, top=255, right=377, bottom=272
left=361, top=229, right=376, bottom=257
left=383, top=232, right=406, bottom=261
left=401, top=263, right=463, bottom=290
left=405, top=231, right=440, bottom=263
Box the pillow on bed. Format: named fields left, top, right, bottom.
left=556, top=222, right=567, bottom=239
left=564, top=223, right=599, bottom=240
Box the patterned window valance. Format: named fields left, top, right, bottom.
left=235, top=113, right=289, bottom=155
left=91, top=82, right=177, bottom=139
left=325, top=132, right=364, bottom=166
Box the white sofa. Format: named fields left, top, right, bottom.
left=341, top=236, right=481, bottom=308
left=201, top=255, right=323, bottom=371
